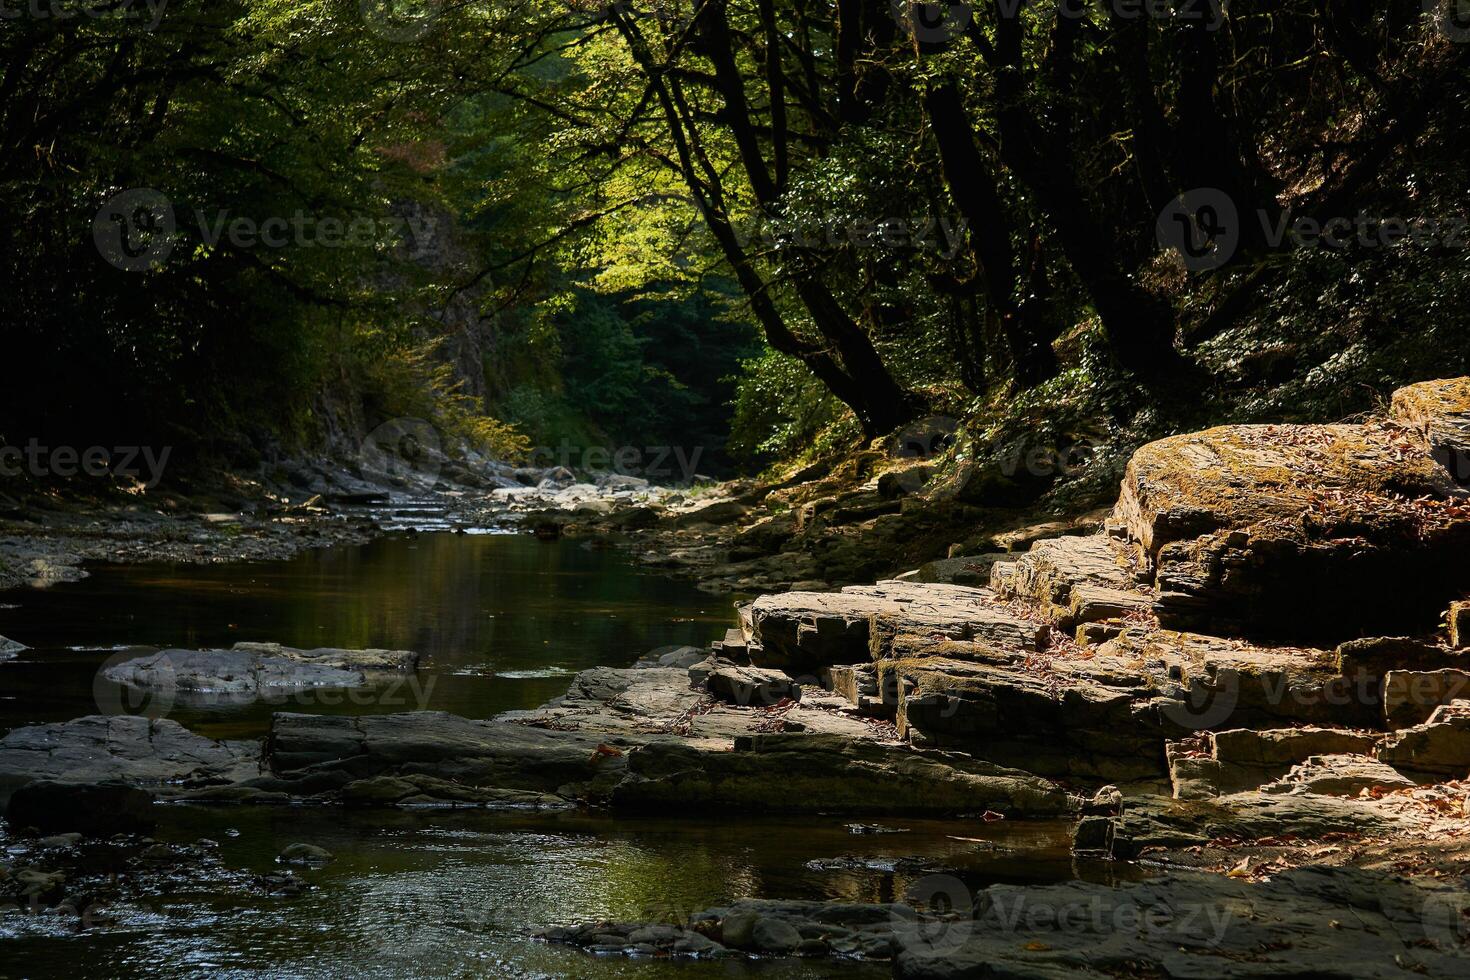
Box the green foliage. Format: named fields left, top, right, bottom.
left=729, top=350, right=860, bottom=468
left=362, top=338, right=531, bottom=461
left=498, top=286, right=756, bottom=472
left=5, top=0, right=1466, bottom=484
left=0, top=0, right=527, bottom=465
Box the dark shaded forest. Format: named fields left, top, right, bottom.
left=3, top=0, right=1468, bottom=484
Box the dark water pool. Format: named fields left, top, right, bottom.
left=0, top=532, right=1125, bottom=978
left=0, top=533, right=730, bottom=740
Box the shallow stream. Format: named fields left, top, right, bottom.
left=0, top=533, right=1124, bottom=978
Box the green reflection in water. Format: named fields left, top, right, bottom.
left=0, top=532, right=1138, bottom=979
left=0, top=533, right=732, bottom=739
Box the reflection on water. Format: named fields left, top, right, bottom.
left=0, top=533, right=731, bottom=739
left=1, top=806, right=1131, bottom=979
left=0, top=532, right=1132, bottom=978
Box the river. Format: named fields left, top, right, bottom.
left=0, top=532, right=1121, bottom=977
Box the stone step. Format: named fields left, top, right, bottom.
left=869, top=624, right=1414, bottom=785
left=746, top=582, right=1044, bottom=672
left=819, top=664, right=892, bottom=718
left=1260, top=754, right=1417, bottom=796
left=1383, top=668, right=1470, bottom=728
left=710, top=627, right=751, bottom=664
left=705, top=663, right=801, bottom=707
left=989, top=534, right=1154, bottom=631
left=1076, top=793, right=1416, bottom=861
left=874, top=653, right=1168, bottom=783
left=1168, top=727, right=1382, bottom=800
left=1377, top=700, right=1470, bottom=776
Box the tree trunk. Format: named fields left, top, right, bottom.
left=925, top=82, right=1058, bottom=386
left=615, top=5, right=916, bottom=436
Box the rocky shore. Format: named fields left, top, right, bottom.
left=0, top=445, right=683, bottom=591
left=537, top=867, right=1469, bottom=977
left=522, top=377, right=1470, bottom=973
left=3, top=378, right=1470, bottom=974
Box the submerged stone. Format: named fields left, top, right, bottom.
left=102, top=642, right=419, bottom=706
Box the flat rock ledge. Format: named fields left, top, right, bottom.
left=538, top=868, right=1470, bottom=979
left=1110, top=379, right=1470, bottom=643
left=101, top=642, right=419, bottom=706
left=1075, top=792, right=1417, bottom=861
left=745, top=582, right=1045, bottom=672
left=0, top=715, right=261, bottom=808
left=0, top=661, right=1074, bottom=816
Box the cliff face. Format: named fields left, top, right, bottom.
left=394, top=200, right=497, bottom=410
left=301, top=200, right=498, bottom=465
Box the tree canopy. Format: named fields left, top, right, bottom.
left=3, top=0, right=1467, bottom=475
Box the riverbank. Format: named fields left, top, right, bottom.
left=0, top=448, right=683, bottom=592
left=4, top=379, right=1470, bottom=976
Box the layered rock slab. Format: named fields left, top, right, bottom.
left=249, top=709, right=1068, bottom=814
left=704, top=663, right=801, bottom=707
left=878, top=653, right=1167, bottom=783
left=255, top=711, right=628, bottom=804
left=505, top=665, right=875, bottom=746
left=1378, top=701, right=1470, bottom=776
left=501, top=666, right=707, bottom=738
left=746, top=582, right=1044, bottom=672
left=875, top=627, right=1369, bottom=783
left=988, top=534, right=1152, bottom=631
left=1075, top=792, right=1415, bottom=860
left=1260, top=754, right=1418, bottom=796
left=611, top=733, right=1073, bottom=816
left=1168, top=727, right=1381, bottom=799
left=0, top=715, right=261, bottom=807
left=1112, top=410, right=1470, bottom=642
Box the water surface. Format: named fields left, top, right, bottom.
left=0, top=532, right=1127, bottom=978
left=0, top=533, right=729, bottom=739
